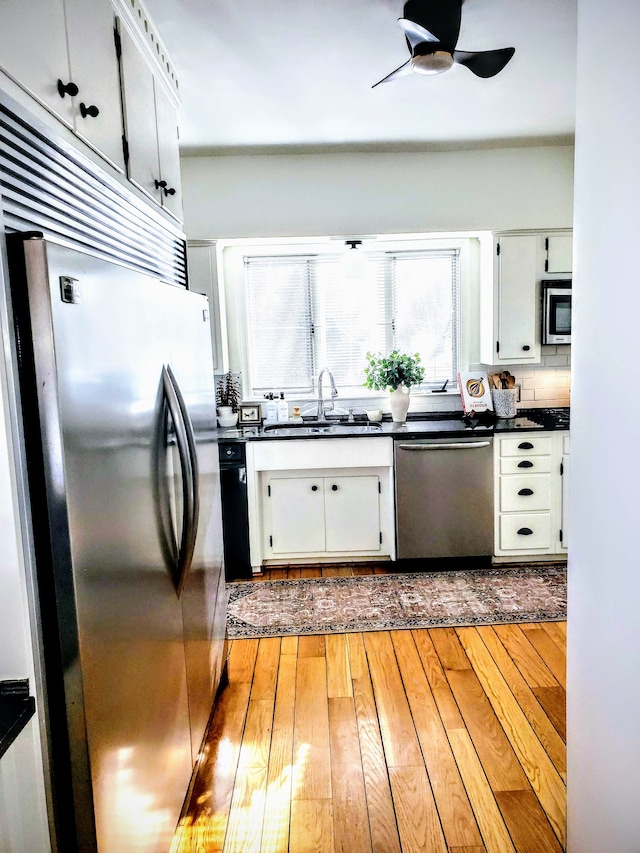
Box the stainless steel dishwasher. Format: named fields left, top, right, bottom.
left=394, top=436, right=494, bottom=559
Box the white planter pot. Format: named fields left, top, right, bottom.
left=389, top=386, right=411, bottom=423
left=217, top=406, right=238, bottom=428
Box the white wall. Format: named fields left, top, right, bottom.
left=568, top=0, right=640, bottom=849
left=181, top=145, right=574, bottom=240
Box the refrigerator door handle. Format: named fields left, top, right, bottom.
left=162, top=366, right=199, bottom=595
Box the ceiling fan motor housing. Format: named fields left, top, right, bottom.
left=411, top=52, right=454, bottom=75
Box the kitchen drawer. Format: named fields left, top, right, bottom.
left=500, top=474, right=551, bottom=512
left=499, top=513, right=552, bottom=551
left=499, top=435, right=553, bottom=458
left=500, top=456, right=553, bottom=475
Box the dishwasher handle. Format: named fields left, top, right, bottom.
left=397, top=441, right=492, bottom=451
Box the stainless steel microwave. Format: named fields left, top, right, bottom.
left=542, top=280, right=572, bottom=344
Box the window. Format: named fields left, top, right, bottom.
left=241, top=243, right=462, bottom=397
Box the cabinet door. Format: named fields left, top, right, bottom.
left=496, top=235, right=540, bottom=362
left=324, top=476, right=381, bottom=552
left=546, top=233, right=573, bottom=274
left=0, top=0, right=73, bottom=124
left=118, top=24, right=162, bottom=203
left=268, top=477, right=325, bottom=554
left=64, top=0, right=125, bottom=171
left=154, top=82, right=183, bottom=220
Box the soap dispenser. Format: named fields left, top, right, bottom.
left=264, top=393, right=278, bottom=423
left=277, top=392, right=289, bottom=422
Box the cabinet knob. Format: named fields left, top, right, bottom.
left=57, top=79, right=79, bottom=98
left=518, top=488, right=534, bottom=496
left=518, top=460, right=533, bottom=468
left=522, top=345, right=531, bottom=351
left=331, top=484, right=338, bottom=491
left=154, top=180, right=176, bottom=197
left=517, top=527, right=534, bottom=535
left=79, top=102, right=99, bottom=119
left=311, top=485, right=318, bottom=492
left=518, top=442, right=534, bottom=450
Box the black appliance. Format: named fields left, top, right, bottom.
left=542, top=279, right=572, bottom=344
left=219, top=442, right=252, bottom=580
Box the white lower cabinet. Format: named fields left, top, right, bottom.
left=560, top=434, right=570, bottom=551
left=267, top=474, right=381, bottom=556
left=494, top=431, right=569, bottom=558
left=246, top=438, right=395, bottom=570
left=268, top=476, right=325, bottom=554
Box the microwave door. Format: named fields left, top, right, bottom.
left=551, top=293, right=572, bottom=337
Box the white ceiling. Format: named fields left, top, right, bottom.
left=143, top=0, right=577, bottom=154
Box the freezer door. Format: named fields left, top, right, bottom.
left=163, top=286, right=227, bottom=763
left=16, top=238, right=194, bottom=852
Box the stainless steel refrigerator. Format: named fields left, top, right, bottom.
left=7, top=232, right=228, bottom=853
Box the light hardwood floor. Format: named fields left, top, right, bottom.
left=171, top=620, right=566, bottom=852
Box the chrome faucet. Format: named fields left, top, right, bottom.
left=316, top=367, right=338, bottom=419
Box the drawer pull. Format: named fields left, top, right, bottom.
left=517, top=460, right=533, bottom=468
left=311, top=485, right=318, bottom=492
left=518, top=441, right=534, bottom=450
left=331, top=484, right=339, bottom=491
left=517, top=527, right=534, bottom=536
left=522, top=345, right=531, bottom=351
left=518, top=488, right=534, bottom=496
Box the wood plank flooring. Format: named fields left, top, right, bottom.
left=171, top=620, right=566, bottom=853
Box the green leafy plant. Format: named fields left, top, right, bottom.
left=216, top=371, right=241, bottom=411
left=363, top=351, right=425, bottom=391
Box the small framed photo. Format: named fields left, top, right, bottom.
left=238, top=403, right=262, bottom=425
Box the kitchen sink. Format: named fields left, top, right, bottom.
left=262, top=421, right=383, bottom=436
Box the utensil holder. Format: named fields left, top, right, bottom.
left=491, top=388, right=518, bottom=418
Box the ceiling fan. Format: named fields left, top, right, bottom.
left=373, top=0, right=515, bottom=87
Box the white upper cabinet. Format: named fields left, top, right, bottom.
left=0, top=0, right=73, bottom=122
left=0, top=0, right=183, bottom=221
left=480, top=230, right=572, bottom=366
left=153, top=82, right=183, bottom=220
left=545, top=232, right=573, bottom=275
left=64, top=0, right=125, bottom=171
left=0, top=0, right=124, bottom=172
left=482, top=233, right=542, bottom=365
left=119, top=24, right=183, bottom=221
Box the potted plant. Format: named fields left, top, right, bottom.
left=216, top=371, right=241, bottom=427
left=363, top=350, right=425, bottom=422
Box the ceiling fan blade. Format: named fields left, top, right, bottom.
left=453, top=47, right=515, bottom=78
left=402, top=0, right=462, bottom=51
left=371, top=59, right=414, bottom=88
left=397, top=17, right=439, bottom=50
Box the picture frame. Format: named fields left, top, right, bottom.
left=238, top=403, right=262, bottom=425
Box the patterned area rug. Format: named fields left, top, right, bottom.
left=227, top=563, right=567, bottom=638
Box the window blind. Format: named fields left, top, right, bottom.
left=391, top=249, right=459, bottom=385
left=244, top=256, right=315, bottom=392
left=243, top=246, right=460, bottom=397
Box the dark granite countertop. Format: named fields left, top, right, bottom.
left=216, top=407, right=569, bottom=443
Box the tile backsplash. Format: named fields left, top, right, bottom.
left=257, top=346, right=571, bottom=418
left=490, top=345, right=571, bottom=409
